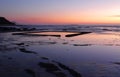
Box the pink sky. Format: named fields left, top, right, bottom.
left=1, top=0, right=120, bottom=25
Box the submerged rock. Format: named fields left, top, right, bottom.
left=8, top=57, right=13, bottom=60
left=113, top=62, right=120, bottom=65
left=19, top=48, right=37, bottom=54
left=25, top=69, right=36, bottom=77
left=38, top=62, right=60, bottom=72
left=38, top=62, right=67, bottom=77
left=66, top=32, right=91, bottom=37
left=41, top=57, right=49, bottom=60
left=38, top=57, right=82, bottom=77
left=73, top=44, right=92, bottom=46
left=56, top=62, right=82, bottom=77
left=16, top=43, right=24, bottom=46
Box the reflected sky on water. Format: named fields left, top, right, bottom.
left=1, top=31, right=120, bottom=77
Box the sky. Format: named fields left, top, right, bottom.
left=0, top=0, right=120, bottom=25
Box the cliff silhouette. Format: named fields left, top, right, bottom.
left=0, top=17, right=15, bottom=25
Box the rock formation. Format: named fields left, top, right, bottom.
left=0, top=17, right=15, bottom=25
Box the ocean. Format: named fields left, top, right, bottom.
left=0, top=25, right=120, bottom=77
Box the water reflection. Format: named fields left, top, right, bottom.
left=26, top=31, right=120, bottom=46
left=1, top=31, right=120, bottom=77
left=25, top=31, right=91, bottom=38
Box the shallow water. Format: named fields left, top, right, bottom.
left=1, top=31, right=120, bottom=77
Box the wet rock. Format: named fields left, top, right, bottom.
left=39, top=42, right=57, bottom=45
left=19, top=48, right=37, bottom=54
left=8, top=57, right=13, bottom=60
left=49, top=42, right=57, bottom=44
left=104, top=44, right=114, bottom=46
left=12, top=32, right=26, bottom=35
left=13, top=32, right=61, bottom=37
left=102, top=29, right=112, bottom=31
left=38, top=62, right=60, bottom=72
left=0, top=45, right=17, bottom=51
left=38, top=62, right=67, bottom=77
left=62, top=42, right=68, bottom=45
left=25, top=69, right=36, bottom=77
left=68, top=68, right=81, bottom=77
left=56, top=62, right=82, bottom=77
left=26, top=45, right=29, bottom=46
left=66, top=32, right=91, bottom=37
left=73, top=44, right=92, bottom=46
left=16, top=43, right=24, bottom=46
left=113, top=62, right=120, bottom=65
left=53, top=71, right=67, bottom=77
left=41, top=57, right=49, bottom=60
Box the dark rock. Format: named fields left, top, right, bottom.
left=8, top=57, right=13, bottom=60
left=19, top=48, right=37, bottom=54
left=66, top=32, right=91, bottom=37
left=0, top=26, right=21, bottom=32
left=41, top=57, right=49, bottom=60
left=12, top=33, right=26, bottom=35
left=0, top=17, right=15, bottom=25
left=16, top=43, right=24, bottom=46
left=57, top=62, right=69, bottom=70
left=73, top=44, right=92, bottom=46
left=56, top=62, right=82, bottom=77
left=25, top=69, right=36, bottom=77
left=113, top=62, right=120, bottom=65
left=12, top=32, right=61, bottom=37
left=38, top=62, right=60, bottom=72
left=53, top=71, right=67, bottom=77
left=38, top=62, right=67, bottom=77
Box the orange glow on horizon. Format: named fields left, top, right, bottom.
left=12, top=9, right=120, bottom=25
left=2, top=0, right=120, bottom=25
left=14, top=15, right=120, bottom=25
